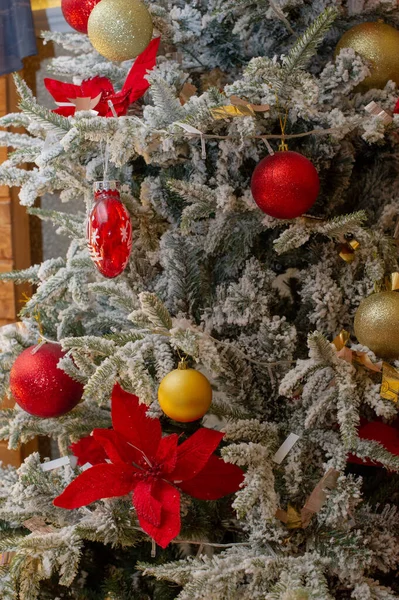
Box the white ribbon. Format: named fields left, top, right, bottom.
left=41, top=455, right=78, bottom=472
left=272, top=433, right=300, bottom=464
left=175, top=122, right=207, bottom=159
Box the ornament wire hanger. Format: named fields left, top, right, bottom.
left=99, top=101, right=118, bottom=183
left=21, top=292, right=49, bottom=353
left=274, top=89, right=289, bottom=151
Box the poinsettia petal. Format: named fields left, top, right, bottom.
left=44, top=78, right=79, bottom=102
left=53, top=464, right=137, bottom=509
left=127, top=83, right=149, bottom=105
left=156, top=434, right=178, bottom=474
left=172, top=428, right=224, bottom=481
left=92, top=429, right=141, bottom=465
left=95, top=93, right=130, bottom=117
left=178, top=455, right=244, bottom=500
left=110, top=96, right=130, bottom=115
left=111, top=384, right=161, bottom=462
left=80, top=76, right=114, bottom=98
left=121, top=37, right=160, bottom=103
left=133, top=480, right=162, bottom=527
left=70, top=435, right=107, bottom=466
left=135, top=480, right=180, bottom=549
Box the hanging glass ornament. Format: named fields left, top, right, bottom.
left=87, top=181, right=132, bottom=278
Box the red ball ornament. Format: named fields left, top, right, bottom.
left=61, top=0, right=101, bottom=34
left=10, top=344, right=83, bottom=418
left=87, top=181, right=132, bottom=278
left=250, top=151, right=320, bottom=219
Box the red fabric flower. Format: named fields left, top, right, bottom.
left=44, top=37, right=160, bottom=118
left=348, top=419, right=399, bottom=466
left=394, top=99, right=399, bottom=115
left=70, top=436, right=107, bottom=466
left=54, top=384, right=244, bottom=548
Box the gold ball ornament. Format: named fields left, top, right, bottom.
left=158, top=364, right=212, bottom=423
left=354, top=291, right=399, bottom=358
left=335, top=22, right=399, bottom=91
left=88, top=0, right=153, bottom=62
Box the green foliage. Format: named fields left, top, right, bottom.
left=13, top=75, right=71, bottom=137
left=281, top=7, right=338, bottom=77
left=159, top=232, right=202, bottom=316
left=0, top=265, right=40, bottom=284
left=28, top=207, right=86, bottom=239
left=273, top=211, right=367, bottom=254
left=168, top=179, right=217, bottom=233
left=138, top=292, right=173, bottom=331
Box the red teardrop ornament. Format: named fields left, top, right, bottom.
left=87, top=181, right=132, bottom=278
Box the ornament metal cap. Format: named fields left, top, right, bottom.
left=93, top=180, right=120, bottom=193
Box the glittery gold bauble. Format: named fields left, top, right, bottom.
left=88, top=0, right=153, bottom=62
left=335, top=22, right=399, bottom=91
left=354, top=291, right=399, bottom=358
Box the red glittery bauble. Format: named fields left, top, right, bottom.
left=250, top=151, right=320, bottom=219
left=87, top=183, right=132, bottom=278
left=61, top=0, right=101, bottom=33
left=10, top=344, right=83, bottom=418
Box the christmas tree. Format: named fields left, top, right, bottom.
left=0, top=0, right=399, bottom=598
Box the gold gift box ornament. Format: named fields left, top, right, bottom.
left=338, top=237, right=360, bottom=263
left=380, top=361, right=399, bottom=402
left=333, top=323, right=399, bottom=404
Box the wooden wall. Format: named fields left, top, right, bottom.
left=0, top=77, right=30, bottom=326
left=0, top=72, right=39, bottom=465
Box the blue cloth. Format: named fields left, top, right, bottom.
left=0, top=0, right=37, bottom=76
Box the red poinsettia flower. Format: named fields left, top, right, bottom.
left=54, top=384, right=244, bottom=548
left=348, top=419, right=399, bottom=466
left=44, top=37, right=160, bottom=118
